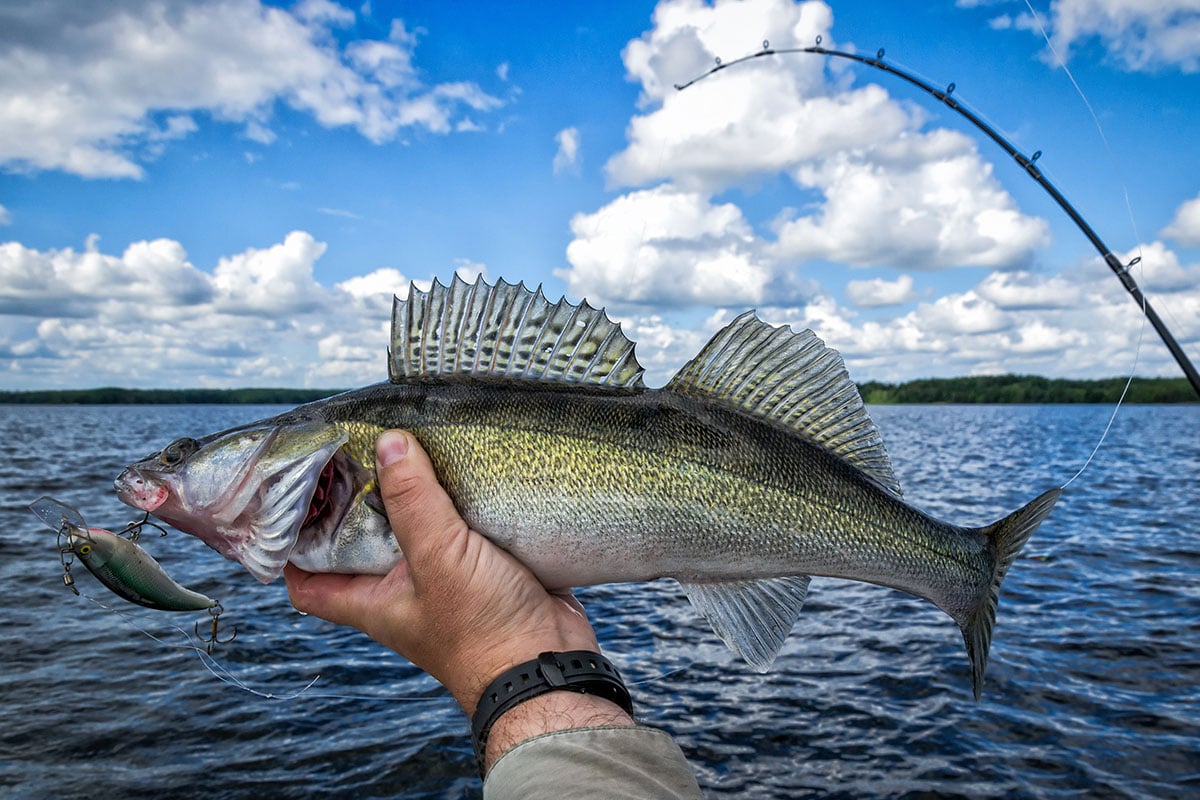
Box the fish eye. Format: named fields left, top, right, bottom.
left=160, top=437, right=198, bottom=466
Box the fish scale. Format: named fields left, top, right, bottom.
left=115, top=275, right=1060, bottom=699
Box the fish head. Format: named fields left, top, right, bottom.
left=115, top=421, right=350, bottom=583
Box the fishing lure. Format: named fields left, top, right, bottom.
left=29, top=496, right=235, bottom=652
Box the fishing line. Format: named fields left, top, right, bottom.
left=78, top=591, right=321, bottom=699
left=624, top=662, right=695, bottom=687
left=1018, top=0, right=1148, bottom=489
left=1020, top=0, right=1145, bottom=248
left=76, top=591, right=448, bottom=704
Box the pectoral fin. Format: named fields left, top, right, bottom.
left=680, top=575, right=812, bottom=671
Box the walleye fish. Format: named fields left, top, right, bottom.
left=115, top=276, right=1059, bottom=698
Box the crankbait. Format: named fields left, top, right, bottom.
left=29, top=496, right=234, bottom=651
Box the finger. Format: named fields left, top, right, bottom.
left=375, top=430, right=471, bottom=567
left=283, top=562, right=384, bottom=627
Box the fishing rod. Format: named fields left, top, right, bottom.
left=675, top=38, right=1200, bottom=399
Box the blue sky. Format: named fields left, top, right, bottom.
left=1, top=0, right=1198, bottom=390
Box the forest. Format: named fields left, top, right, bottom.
left=0, top=387, right=343, bottom=405
left=857, top=375, right=1195, bottom=404
left=0, top=376, right=1195, bottom=404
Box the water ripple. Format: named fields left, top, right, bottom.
left=0, top=404, right=1196, bottom=798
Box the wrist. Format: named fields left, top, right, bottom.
left=484, top=690, right=635, bottom=771
left=469, top=650, right=635, bottom=775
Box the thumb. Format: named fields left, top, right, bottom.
left=375, top=430, right=471, bottom=570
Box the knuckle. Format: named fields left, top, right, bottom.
left=379, top=466, right=429, bottom=511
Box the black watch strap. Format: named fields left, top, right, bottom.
left=470, top=650, right=633, bottom=775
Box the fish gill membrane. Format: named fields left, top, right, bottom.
left=114, top=276, right=1064, bottom=702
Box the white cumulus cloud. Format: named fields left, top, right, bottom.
left=0, top=0, right=502, bottom=178
left=560, top=185, right=815, bottom=308
left=1162, top=192, right=1200, bottom=246
left=1, top=227, right=1195, bottom=389
left=769, top=129, right=1049, bottom=270
left=0, top=231, right=445, bottom=388
left=1043, top=0, right=1200, bottom=73
left=846, top=275, right=917, bottom=308
left=601, top=232, right=1200, bottom=387
left=211, top=231, right=329, bottom=316
left=559, top=0, right=1050, bottom=312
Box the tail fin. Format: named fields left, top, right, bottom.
left=962, top=488, right=1061, bottom=700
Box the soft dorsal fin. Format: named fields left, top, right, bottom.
left=666, top=312, right=900, bottom=497
left=390, top=275, right=645, bottom=389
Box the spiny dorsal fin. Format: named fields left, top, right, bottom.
left=666, top=312, right=900, bottom=498
left=390, top=275, right=645, bottom=389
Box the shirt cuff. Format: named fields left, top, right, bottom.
left=483, top=725, right=702, bottom=800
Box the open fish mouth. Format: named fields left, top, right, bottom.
left=214, top=424, right=351, bottom=583
left=115, top=465, right=172, bottom=513
left=114, top=422, right=350, bottom=583
left=292, top=448, right=357, bottom=564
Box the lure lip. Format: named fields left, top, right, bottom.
left=29, top=495, right=88, bottom=533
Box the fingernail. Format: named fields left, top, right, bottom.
left=376, top=430, right=410, bottom=467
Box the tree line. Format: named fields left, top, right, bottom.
left=857, top=375, right=1195, bottom=404
left=0, top=387, right=345, bottom=405
left=0, top=376, right=1195, bottom=404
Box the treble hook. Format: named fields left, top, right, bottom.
left=118, top=510, right=170, bottom=543
left=195, top=603, right=237, bottom=655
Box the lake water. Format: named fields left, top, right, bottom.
left=0, top=403, right=1196, bottom=799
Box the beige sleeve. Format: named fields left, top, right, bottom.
left=483, top=725, right=703, bottom=800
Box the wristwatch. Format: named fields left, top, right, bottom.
left=470, top=650, right=634, bottom=775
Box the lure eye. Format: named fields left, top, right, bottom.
left=160, top=437, right=198, bottom=466
left=78, top=543, right=92, bottom=555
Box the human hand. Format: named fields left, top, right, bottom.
left=284, top=430, right=632, bottom=761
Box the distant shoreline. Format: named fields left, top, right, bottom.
left=0, top=388, right=346, bottom=405
left=0, top=376, right=1195, bottom=404
left=857, top=376, right=1195, bottom=404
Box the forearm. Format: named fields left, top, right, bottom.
left=483, top=690, right=635, bottom=770
left=290, top=432, right=698, bottom=795
left=475, top=663, right=702, bottom=799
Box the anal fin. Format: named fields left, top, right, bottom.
left=680, top=575, right=811, bottom=672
